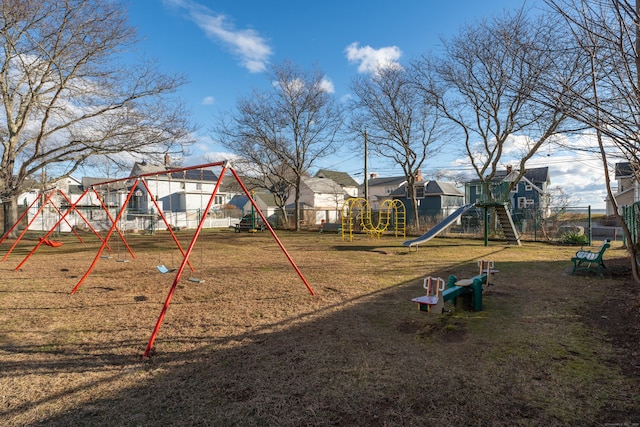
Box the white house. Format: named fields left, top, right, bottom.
left=286, top=176, right=348, bottom=224
left=315, top=169, right=359, bottom=198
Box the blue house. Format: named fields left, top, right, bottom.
left=465, top=166, right=551, bottom=220
left=390, top=180, right=465, bottom=225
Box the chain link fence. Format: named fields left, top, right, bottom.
left=10, top=202, right=619, bottom=245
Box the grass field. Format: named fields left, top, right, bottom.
left=0, top=229, right=639, bottom=426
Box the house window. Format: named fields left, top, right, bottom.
left=525, top=183, right=533, bottom=191
left=214, top=195, right=224, bottom=205
left=525, top=199, right=535, bottom=207
left=415, top=186, right=425, bottom=199
left=518, top=197, right=526, bottom=208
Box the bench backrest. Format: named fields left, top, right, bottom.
left=576, top=239, right=610, bottom=259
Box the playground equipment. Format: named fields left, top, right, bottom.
left=402, top=202, right=522, bottom=249
left=411, top=260, right=497, bottom=313
left=341, top=198, right=405, bottom=241
left=403, top=204, right=474, bottom=250
left=0, top=161, right=316, bottom=358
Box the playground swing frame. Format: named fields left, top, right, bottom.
left=8, top=161, right=315, bottom=358
left=1, top=188, right=108, bottom=263
left=141, top=162, right=315, bottom=358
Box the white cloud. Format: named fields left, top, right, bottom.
left=345, top=42, right=402, bottom=74
left=320, top=77, right=335, bottom=94
left=201, top=96, right=215, bottom=105
left=164, top=0, right=272, bottom=73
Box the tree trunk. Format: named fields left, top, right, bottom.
left=2, top=195, right=19, bottom=238
left=294, top=177, right=301, bottom=232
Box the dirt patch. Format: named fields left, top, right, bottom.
left=583, top=258, right=640, bottom=377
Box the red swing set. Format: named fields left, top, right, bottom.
left=0, top=161, right=315, bottom=358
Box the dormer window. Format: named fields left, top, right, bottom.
left=408, top=185, right=425, bottom=199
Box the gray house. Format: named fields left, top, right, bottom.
left=390, top=180, right=465, bottom=224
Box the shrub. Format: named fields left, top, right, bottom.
left=559, top=231, right=588, bottom=245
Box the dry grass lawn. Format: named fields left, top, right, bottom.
left=0, top=229, right=639, bottom=426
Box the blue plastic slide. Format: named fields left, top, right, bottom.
left=402, top=204, right=475, bottom=248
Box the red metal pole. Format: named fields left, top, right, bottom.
left=229, top=168, right=316, bottom=296
left=93, top=186, right=135, bottom=259
left=49, top=191, right=85, bottom=244
left=57, top=189, right=106, bottom=242
left=70, top=180, right=139, bottom=294
left=142, top=163, right=318, bottom=358
left=142, top=165, right=230, bottom=358
left=0, top=193, right=42, bottom=245
left=2, top=191, right=57, bottom=262
left=13, top=189, right=98, bottom=268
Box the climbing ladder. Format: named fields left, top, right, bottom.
left=494, top=204, right=521, bottom=246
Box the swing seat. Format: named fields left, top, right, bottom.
left=39, top=237, right=63, bottom=247
left=188, top=277, right=205, bottom=283
left=157, top=264, right=175, bottom=274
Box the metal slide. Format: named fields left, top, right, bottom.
left=402, top=204, right=475, bottom=249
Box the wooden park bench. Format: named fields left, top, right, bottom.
left=571, top=239, right=610, bottom=276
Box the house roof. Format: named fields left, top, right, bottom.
left=425, top=181, right=464, bottom=195
left=467, top=166, right=550, bottom=184
left=315, top=169, right=358, bottom=187
left=615, top=162, right=634, bottom=178
left=303, top=177, right=347, bottom=194
left=81, top=177, right=129, bottom=191
left=366, top=176, right=407, bottom=187
left=389, top=181, right=463, bottom=197
left=229, top=191, right=279, bottom=210
left=131, top=162, right=218, bottom=182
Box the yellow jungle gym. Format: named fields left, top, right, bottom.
left=341, top=198, right=406, bottom=241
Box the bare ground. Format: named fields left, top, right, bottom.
left=0, top=230, right=639, bottom=426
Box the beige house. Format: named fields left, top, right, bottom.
left=607, top=162, right=638, bottom=215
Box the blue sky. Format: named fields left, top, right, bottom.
left=126, top=0, right=609, bottom=209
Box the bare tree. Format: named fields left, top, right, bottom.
left=231, top=157, right=296, bottom=228
left=412, top=9, right=578, bottom=203
left=0, top=0, right=193, bottom=235
left=349, top=65, right=443, bottom=228
left=545, top=0, right=640, bottom=283
left=217, top=61, right=343, bottom=230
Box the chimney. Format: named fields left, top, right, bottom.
left=164, top=153, right=171, bottom=167
left=506, top=165, right=513, bottom=174
left=370, top=173, right=377, bottom=179
left=415, top=170, right=423, bottom=182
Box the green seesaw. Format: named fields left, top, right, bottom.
left=411, top=260, right=497, bottom=313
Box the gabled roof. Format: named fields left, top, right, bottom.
left=228, top=192, right=279, bottom=210
left=303, top=177, right=346, bottom=194
left=315, top=169, right=358, bottom=187
left=131, top=162, right=218, bottom=182
left=615, top=162, right=635, bottom=178
left=366, top=176, right=407, bottom=187
left=425, top=181, right=464, bottom=196
left=82, top=177, right=129, bottom=191
left=468, top=167, right=550, bottom=184
left=389, top=181, right=463, bottom=197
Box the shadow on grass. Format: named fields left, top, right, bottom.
left=1, top=252, right=638, bottom=426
